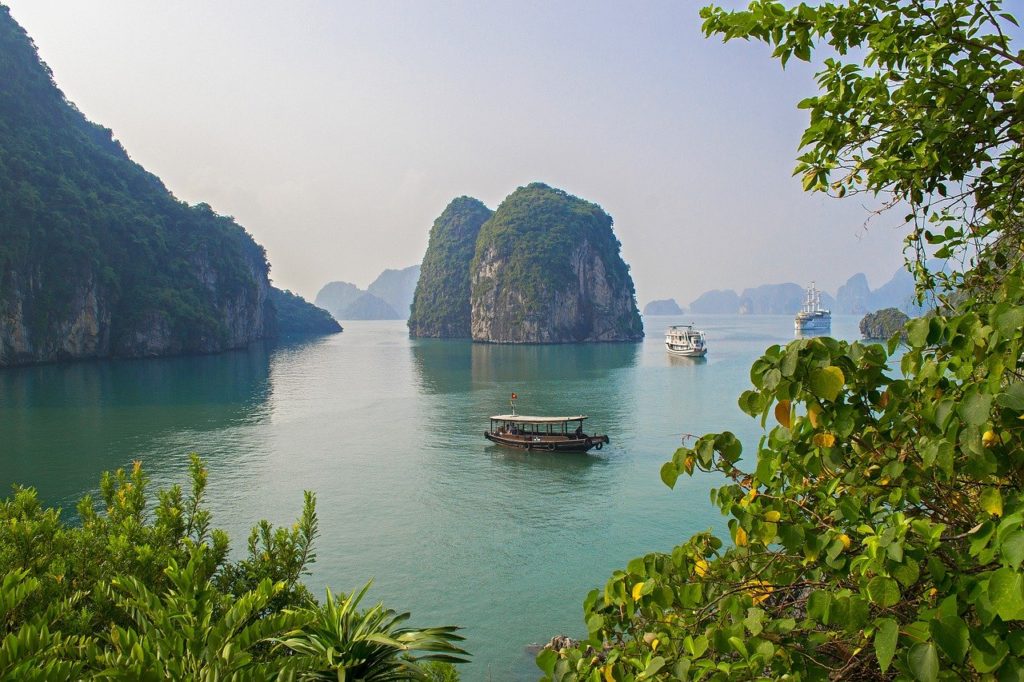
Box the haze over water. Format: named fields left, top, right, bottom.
left=0, top=315, right=867, bottom=679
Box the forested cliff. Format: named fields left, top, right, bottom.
left=470, top=184, right=643, bottom=343
left=409, top=185, right=642, bottom=343
left=0, top=8, right=331, bottom=365
left=408, top=197, right=492, bottom=337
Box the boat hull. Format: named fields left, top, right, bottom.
left=484, top=432, right=610, bottom=453
left=665, top=344, right=707, bottom=357
left=794, top=317, right=831, bottom=332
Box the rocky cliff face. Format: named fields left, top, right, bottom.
left=408, top=197, right=493, bottom=338
left=1, top=239, right=273, bottom=364
left=0, top=8, right=290, bottom=366
left=469, top=184, right=643, bottom=343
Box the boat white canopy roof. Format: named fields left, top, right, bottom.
left=489, top=414, right=587, bottom=423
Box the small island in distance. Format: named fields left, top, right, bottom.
left=643, top=299, right=684, bottom=316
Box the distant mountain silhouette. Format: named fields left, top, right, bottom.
left=687, top=268, right=923, bottom=315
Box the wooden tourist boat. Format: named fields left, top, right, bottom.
left=485, top=414, right=610, bottom=453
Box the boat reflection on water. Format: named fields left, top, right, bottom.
left=483, top=444, right=609, bottom=469
left=794, top=328, right=833, bottom=340
left=668, top=353, right=708, bottom=366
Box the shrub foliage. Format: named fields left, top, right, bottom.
left=540, top=1, right=1024, bottom=680
left=0, top=457, right=467, bottom=680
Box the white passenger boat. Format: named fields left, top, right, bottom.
left=665, top=324, right=707, bottom=357
left=795, top=282, right=831, bottom=332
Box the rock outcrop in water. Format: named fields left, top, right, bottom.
left=408, top=197, right=493, bottom=337
left=0, top=8, right=334, bottom=366
left=859, top=307, right=910, bottom=340
left=470, top=184, right=643, bottom=343
left=644, top=299, right=683, bottom=315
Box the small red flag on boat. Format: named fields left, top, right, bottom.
left=511, top=392, right=517, bottom=400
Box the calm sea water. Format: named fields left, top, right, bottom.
left=0, top=314, right=867, bottom=680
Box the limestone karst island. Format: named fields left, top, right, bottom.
left=410, top=184, right=643, bottom=344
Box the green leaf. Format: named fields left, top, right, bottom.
left=970, top=631, right=1009, bottom=673
left=988, top=568, right=1024, bottom=621
left=637, top=656, right=665, bottom=679
left=996, top=307, right=1024, bottom=338
left=929, top=613, right=968, bottom=663
left=807, top=590, right=832, bottom=623
left=536, top=648, right=557, bottom=675
left=958, top=392, right=993, bottom=426
left=874, top=618, right=898, bottom=673
left=907, top=317, right=930, bottom=347
left=660, top=462, right=680, bottom=489
left=1003, top=531, right=1024, bottom=569
left=866, top=576, right=900, bottom=608
left=908, top=642, right=939, bottom=682
left=996, top=382, right=1024, bottom=412
left=808, top=366, right=845, bottom=402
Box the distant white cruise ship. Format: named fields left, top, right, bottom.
left=794, top=282, right=831, bottom=333
left=665, top=324, right=707, bottom=357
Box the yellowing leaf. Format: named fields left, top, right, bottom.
left=632, top=582, right=645, bottom=602
left=694, top=558, right=709, bottom=577
left=603, top=664, right=615, bottom=682
left=808, top=403, right=822, bottom=427
left=839, top=533, right=851, bottom=549
left=980, top=488, right=1004, bottom=517
left=764, top=510, right=781, bottom=522
left=812, top=432, right=836, bottom=448
left=744, top=580, right=774, bottom=604
left=982, top=430, right=999, bottom=447
left=774, top=400, right=792, bottom=428
left=652, top=638, right=659, bottom=651
left=736, top=527, right=748, bottom=547
left=809, top=366, right=845, bottom=402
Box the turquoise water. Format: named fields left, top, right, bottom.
left=0, top=314, right=866, bottom=680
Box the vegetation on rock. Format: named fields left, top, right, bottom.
left=0, top=456, right=466, bottom=679
left=0, top=7, right=286, bottom=365
left=543, top=1, right=1024, bottom=680
left=268, top=287, right=342, bottom=336
left=860, top=307, right=910, bottom=341
left=409, top=197, right=493, bottom=338
left=470, top=183, right=643, bottom=343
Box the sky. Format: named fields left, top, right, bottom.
left=5, top=1, right=911, bottom=307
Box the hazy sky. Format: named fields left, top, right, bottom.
left=6, top=1, right=910, bottom=306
